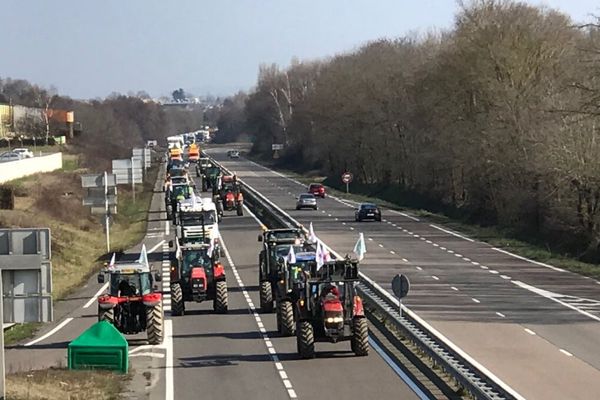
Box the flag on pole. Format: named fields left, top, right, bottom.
left=108, top=253, right=116, bottom=269
left=308, top=222, right=317, bottom=243
left=138, top=244, right=149, bottom=266
left=207, top=237, right=215, bottom=258
left=353, top=232, right=367, bottom=261
left=316, top=240, right=331, bottom=270
left=286, top=245, right=296, bottom=264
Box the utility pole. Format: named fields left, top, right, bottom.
left=104, top=171, right=110, bottom=253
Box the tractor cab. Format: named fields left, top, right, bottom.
left=217, top=175, right=244, bottom=216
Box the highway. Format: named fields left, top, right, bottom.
left=209, top=147, right=600, bottom=400
left=6, top=155, right=440, bottom=399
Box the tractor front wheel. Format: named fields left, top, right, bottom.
left=98, top=306, right=114, bottom=324
left=297, top=321, right=315, bottom=359
left=213, top=280, right=228, bottom=313
left=146, top=302, right=164, bottom=345
left=171, top=282, right=185, bottom=316
left=279, top=300, right=295, bottom=336
left=351, top=317, right=369, bottom=356
left=259, top=281, right=273, bottom=313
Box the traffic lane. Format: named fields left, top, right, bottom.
left=218, top=212, right=422, bottom=400
left=170, top=256, right=288, bottom=400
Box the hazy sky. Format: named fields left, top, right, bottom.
left=1, top=0, right=598, bottom=99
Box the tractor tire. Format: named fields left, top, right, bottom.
left=279, top=300, right=295, bottom=336
left=236, top=203, right=243, bottom=216
left=297, top=321, right=315, bottom=359
left=171, top=282, right=185, bottom=316
left=146, top=303, right=164, bottom=345
left=259, top=281, right=274, bottom=313
left=351, top=317, right=369, bottom=356
left=213, top=280, right=228, bottom=313
left=98, top=306, right=114, bottom=324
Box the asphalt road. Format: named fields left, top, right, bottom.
left=7, top=156, right=434, bottom=400
left=209, top=147, right=600, bottom=400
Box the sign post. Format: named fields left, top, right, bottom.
left=81, top=173, right=117, bottom=253
left=0, top=272, right=5, bottom=400
left=131, top=156, right=136, bottom=204
left=341, top=172, right=353, bottom=194
left=391, top=273, right=410, bottom=318
left=104, top=171, right=110, bottom=253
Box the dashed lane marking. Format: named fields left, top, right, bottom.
left=524, top=328, right=536, bottom=336
left=496, top=312, right=506, bottom=318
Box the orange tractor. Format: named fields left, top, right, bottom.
left=216, top=175, right=244, bottom=217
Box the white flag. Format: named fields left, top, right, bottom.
left=108, top=253, right=116, bottom=269
left=207, top=237, right=215, bottom=258
left=353, top=232, right=367, bottom=261
left=316, top=240, right=331, bottom=270
left=308, top=222, right=317, bottom=243
left=138, top=244, right=149, bottom=266
left=286, top=245, right=296, bottom=264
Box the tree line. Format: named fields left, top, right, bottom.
left=220, top=0, right=600, bottom=261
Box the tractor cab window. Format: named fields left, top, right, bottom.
left=110, top=273, right=152, bottom=296
left=272, top=245, right=304, bottom=260
left=182, top=251, right=211, bottom=275
left=181, top=211, right=216, bottom=226
left=172, top=185, right=190, bottom=198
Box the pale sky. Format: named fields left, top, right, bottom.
left=1, top=0, right=598, bottom=99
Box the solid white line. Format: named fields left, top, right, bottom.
left=492, top=247, right=566, bottom=272
left=148, top=240, right=166, bottom=254
left=560, top=349, right=573, bottom=357
left=429, top=224, right=474, bottom=242
left=165, top=319, right=174, bottom=400
left=524, top=328, right=536, bottom=336
left=369, top=337, right=430, bottom=400
left=25, top=317, right=74, bottom=346
left=83, top=282, right=109, bottom=309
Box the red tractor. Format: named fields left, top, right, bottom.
left=217, top=175, right=244, bottom=217
left=169, top=238, right=228, bottom=315
left=96, top=249, right=164, bottom=345
left=295, top=259, right=369, bottom=358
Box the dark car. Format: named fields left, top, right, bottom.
left=308, top=183, right=325, bottom=198
left=355, top=203, right=381, bottom=222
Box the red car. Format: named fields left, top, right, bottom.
left=308, top=183, right=326, bottom=198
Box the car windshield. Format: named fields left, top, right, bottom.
left=310, top=184, right=322, bottom=190
left=110, top=272, right=152, bottom=296
left=300, top=194, right=314, bottom=199
left=182, top=250, right=211, bottom=275
left=181, top=211, right=216, bottom=225
left=362, top=204, right=377, bottom=210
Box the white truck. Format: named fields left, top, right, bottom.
left=167, top=135, right=184, bottom=149
left=175, top=195, right=221, bottom=246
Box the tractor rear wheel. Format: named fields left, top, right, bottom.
left=98, top=307, right=114, bottom=324
left=297, top=321, right=315, bottom=359
left=280, top=301, right=295, bottom=336
left=146, top=302, right=164, bottom=345
left=259, top=281, right=273, bottom=313
left=213, top=280, right=228, bottom=313
left=351, top=317, right=369, bottom=356
left=171, top=282, right=185, bottom=316
left=236, top=203, right=243, bottom=216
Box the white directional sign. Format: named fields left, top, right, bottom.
left=112, top=158, right=143, bottom=184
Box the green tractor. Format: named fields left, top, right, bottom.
left=257, top=228, right=307, bottom=313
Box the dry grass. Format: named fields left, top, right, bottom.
left=6, top=368, right=125, bottom=400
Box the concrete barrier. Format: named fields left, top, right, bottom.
left=0, top=152, right=63, bottom=184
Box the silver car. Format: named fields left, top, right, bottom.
left=296, top=193, right=318, bottom=210
left=0, top=152, right=23, bottom=163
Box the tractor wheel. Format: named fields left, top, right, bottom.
left=146, top=302, right=164, bottom=345
left=213, top=280, right=228, bottom=313
left=171, top=282, right=185, bottom=316
left=259, top=281, right=273, bottom=313
left=279, top=300, right=295, bottom=336
left=297, top=321, right=315, bottom=359
left=236, top=203, right=243, bottom=216
left=98, top=306, right=114, bottom=324
left=351, top=317, right=369, bottom=356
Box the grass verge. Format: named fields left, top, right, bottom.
left=247, top=154, right=600, bottom=280
left=6, top=368, right=127, bottom=400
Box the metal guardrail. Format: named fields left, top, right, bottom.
left=208, top=155, right=519, bottom=400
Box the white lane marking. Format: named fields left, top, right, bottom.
left=432, top=276, right=439, bottom=280
left=350, top=227, right=355, bottom=231
left=429, top=224, right=474, bottom=242
left=413, top=234, right=420, bottom=238
left=472, top=298, right=480, bottom=303
left=390, top=250, right=396, bottom=255
left=165, top=218, right=170, bottom=236
left=416, top=266, right=423, bottom=271
left=471, top=261, right=480, bottom=266
left=378, top=244, right=384, bottom=248
left=496, top=312, right=506, bottom=318
left=481, top=265, right=489, bottom=270
left=560, top=349, right=573, bottom=357
left=500, top=275, right=511, bottom=280
left=489, top=270, right=499, bottom=274
left=440, top=247, right=446, bottom=250
left=463, top=257, right=471, bottom=262
left=513, top=280, right=600, bottom=323
left=451, top=286, right=458, bottom=291
left=130, top=352, right=165, bottom=359
left=369, top=337, right=430, bottom=400
left=387, top=210, right=420, bottom=221
left=447, top=250, right=454, bottom=254
left=368, top=237, right=373, bottom=241
left=25, top=317, right=74, bottom=346
left=220, top=233, right=297, bottom=399
left=432, top=243, right=439, bottom=247
left=83, top=282, right=109, bottom=309
left=164, top=319, right=174, bottom=400
left=328, top=214, right=332, bottom=217
left=524, top=328, right=536, bottom=336
left=492, top=247, right=566, bottom=272
left=342, top=222, right=346, bottom=225
left=425, top=240, right=432, bottom=244
left=148, top=239, right=166, bottom=254
left=454, top=253, right=462, bottom=257
left=402, top=258, right=408, bottom=262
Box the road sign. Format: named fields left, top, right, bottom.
left=133, top=148, right=151, bottom=169
left=81, top=173, right=116, bottom=188
left=392, top=274, right=410, bottom=299
left=342, top=172, right=353, bottom=184
left=112, top=159, right=143, bottom=184
left=272, top=144, right=284, bottom=151
left=0, top=228, right=53, bottom=323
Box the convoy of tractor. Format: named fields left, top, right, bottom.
left=95, top=134, right=369, bottom=359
